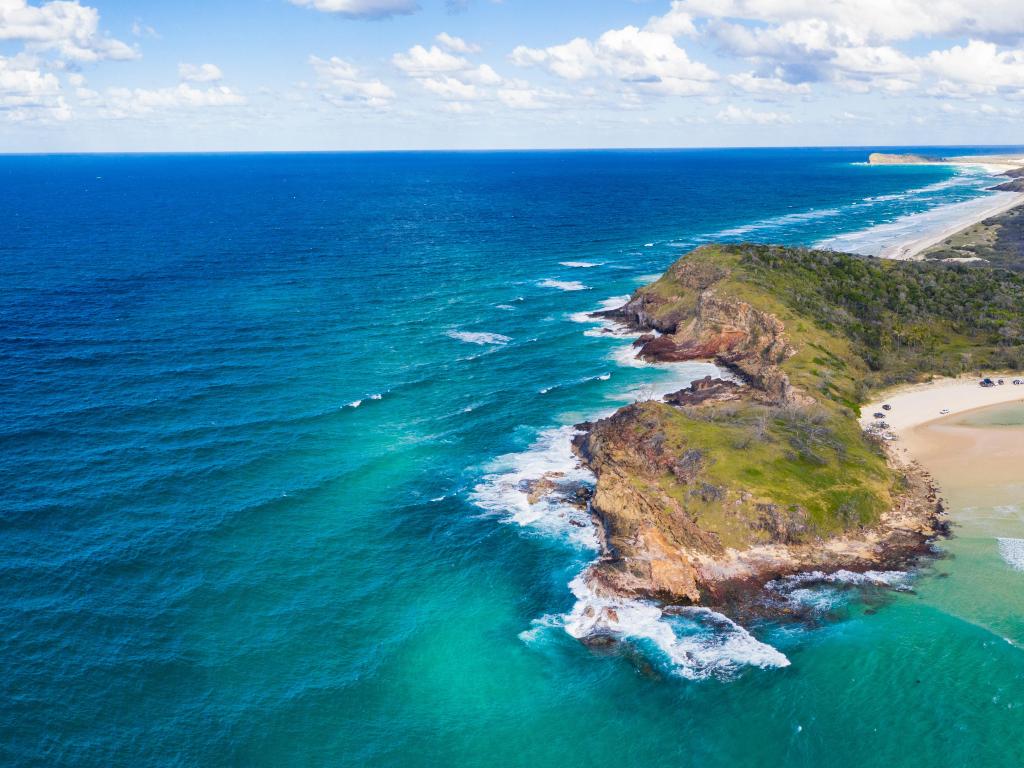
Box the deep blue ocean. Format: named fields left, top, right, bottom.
left=3, top=149, right=1024, bottom=767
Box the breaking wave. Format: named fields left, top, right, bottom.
left=562, top=575, right=790, bottom=680
left=997, top=538, right=1024, bottom=572
left=447, top=330, right=512, bottom=345
left=538, top=279, right=590, bottom=292
left=474, top=352, right=785, bottom=680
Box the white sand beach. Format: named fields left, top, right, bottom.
left=860, top=375, right=1024, bottom=438
left=878, top=192, right=1024, bottom=261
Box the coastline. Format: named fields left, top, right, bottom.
left=859, top=375, right=1024, bottom=442
left=878, top=193, right=1024, bottom=261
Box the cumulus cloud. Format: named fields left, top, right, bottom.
left=178, top=63, right=223, bottom=83
left=674, top=0, right=1024, bottom=44
left=0, top=0, right=137, bottom=62
left=392, top=44, right=469, bottom=76
left=511, top=30, right=715, bottom=96
left=436, top=32, right=479, bottom=54
left=100, top=83, right=245, bottom=117
left=923, top=40, right=1024, bottom=96
left=716, top=104, right=793, bottom=124
left=392, top=39, right=507, bottom=107
left=645, top=1, right=697, bottom=37
left=0, top=53, right=70, bottom=121
left=288, top=0, right=419, bottom=19
left=727, top=71, right=811, bottom=97
left=673, top=0, right=1024, bottom=99
left=310, top=54, right=395, bottom=107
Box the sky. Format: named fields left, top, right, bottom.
left=1, top=0, right=1024, bottom=151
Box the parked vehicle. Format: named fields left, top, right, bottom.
left=981, top=378, right=995, bottom=387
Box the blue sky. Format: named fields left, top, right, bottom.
left=2, top=0, right=1024, bottom=151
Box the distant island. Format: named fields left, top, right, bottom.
left=568, top=243, right=1024, bottom=617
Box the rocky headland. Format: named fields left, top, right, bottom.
left=566, top=244, right=1024, bottom=616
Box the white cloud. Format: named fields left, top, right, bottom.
left=100, top=83, right=245, bottom=117
left=645, top=1, right=697, bottom=37
left=392, top=45, right=469, bottom=77
left=310, top=54, right=395, bottom=107
left=131, top=20, right=158, bottom=39
left=289, top=0, right=419, bottom=19
left=463, top=63, right=502, bottom=85
left=923, top=40, right=1024, bottom=96
left=674, top=0, right=1024, bottom=44
left=178, top=63, right=223, bottom=83
left=716, top=104, right=793, bottom=124
left=0, top=53, right=70, bottom=120
left=421, top=75, right=478, bottom=100
left=436, top=32, right=479, bottom=54
left=393, top=41, right=507, bottom=104
left=498, top=86, right=552, bottom=110
left=0, top=0, right=137, bottom=62
left=728, top=72, right=811, bottom=96
left=511, top=22, right=716, bottom=97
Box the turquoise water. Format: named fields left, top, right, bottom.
left=2, top=149, right=1024, bottom=766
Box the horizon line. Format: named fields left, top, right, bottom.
left=2, top=142, right=1023, bottom=157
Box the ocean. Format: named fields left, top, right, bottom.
left=2, top=148, right=1023, bottom=766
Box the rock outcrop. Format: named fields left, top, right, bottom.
left=605, top=259, right=804, bottom=405
left=573, top=245, right=950, bottom=612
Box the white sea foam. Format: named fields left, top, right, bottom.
left=539, top=373, right=613, bottom=395
left=610, top=342, right=648, bottom=368
left=369, top=393, right=383, bottom=401
left=569, top=295, right=634, bottom=338
left=769, top=569, right=912, bottom=591
left=816, top=190, right=1017, bottom=257
left=539, top=279, right=590, bottom=292
left=644, top=243, right=654, bottom=247
left=471, top=425, right=598, bottom=549
left=495, top=304, right=516, bottom=311
left=997, top=538, right=1024, bottom=572
left=560, top=261, right=601, bottom=268
left=447, top=330, right=512, bottom=345
left=562, top=575, right=790, bottom=680
left=476, top=354, right=779, bottom=678
left=346, top=400, right=362, bottom=409
left=713, top=207, right=843, bottom=239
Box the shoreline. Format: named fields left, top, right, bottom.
left=859, top=375, right=1024, bottom=442
left=878, top=193, right=1024, bottom=261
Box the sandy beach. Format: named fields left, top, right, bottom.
left=860, top=375, right=1024, bottom=439
left=879, top=192, right=1024, bottom=260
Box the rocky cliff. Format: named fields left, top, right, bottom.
left=574, top=245, right=950, bottom=611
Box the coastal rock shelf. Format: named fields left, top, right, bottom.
left=567, top=243, right=1024, bottom=614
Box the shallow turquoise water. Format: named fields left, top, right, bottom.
left=2, top=149, right=1024, bottom=766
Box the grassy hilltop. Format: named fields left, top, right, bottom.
left=575, top=245, right=1024, bottom=601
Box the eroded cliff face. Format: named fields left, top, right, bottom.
left=607, top=260, right=803, bottom=405
left=572, top=401, right=944, bottom=609
left=576, top=254, right=947, bottom=610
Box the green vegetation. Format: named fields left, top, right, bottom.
left=922, top=203, right=1024, bottom=274
left=655, top=243, right=1024, bottom=389
left=610, top=243, right=1024, bottom=543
